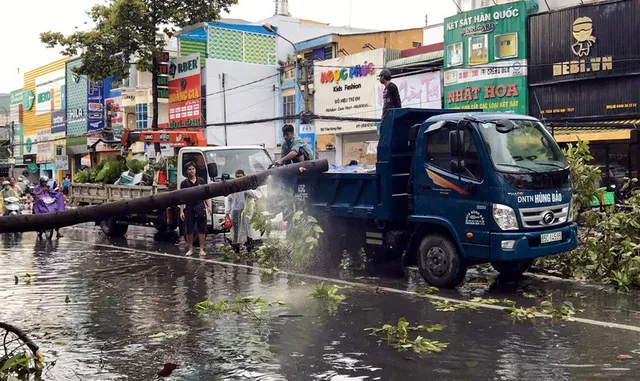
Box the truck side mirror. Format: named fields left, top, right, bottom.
left=207, top=163, right=218, bottom=180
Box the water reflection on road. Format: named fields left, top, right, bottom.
left=0, top=227, right=639, bottom=380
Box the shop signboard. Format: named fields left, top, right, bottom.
left=314, top=50, right=383, bottom=135
left=9, top=89, right=23, bottom=159
left=35, top=69, right=66, bottom=115
left=37, top=129, right=52, bottom=164
left=443, top=1, right=528, bottom=114
left=298, top=124, right=315, bottom=158
left=51, top=110, right=66, bottom=134
left=375, top=71, right=442, bottom=115
left=528, top=1, right=640, bottom=119
left=87, top=79, right=104, bottom=132
left=55, top=155, right=69, bottom=171
left=168, top=53, right=202, bottom=128
left=23, top=134, right=37, bottom=156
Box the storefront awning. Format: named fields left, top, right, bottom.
left=550, top=120, right=640, bottom=143
left=386, top=50, right=444, bottom=69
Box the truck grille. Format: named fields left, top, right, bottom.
left=519, top=203, right=569, bottom=228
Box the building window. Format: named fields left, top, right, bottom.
left=136, top=104, right=148, bottom=130
left=324, top=46, right=333, bottom=60
left=283, top=95, right=296, bottom=122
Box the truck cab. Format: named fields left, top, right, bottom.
left=176, top=145, right=273, bottom=234
left=293, top=109, right=578, bottom=288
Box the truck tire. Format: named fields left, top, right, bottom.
left=100, top=218, right=129, bottom=237
left=491, top=259, right=533, bottom=279
left=417, top=234, right=466, bottom=288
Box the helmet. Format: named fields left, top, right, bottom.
left=2, top=181, right=10, bottom=186
left=39, top=177, right=48, bottom=183
left=17, top=177, right=23, bottom=182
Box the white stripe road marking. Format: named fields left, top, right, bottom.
left=63, top=235, right=640, bottom=333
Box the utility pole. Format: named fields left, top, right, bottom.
left=221, top=73, right=228, bottom=145
left=301, top=58, right=313, bottom=123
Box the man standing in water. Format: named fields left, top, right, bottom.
left=180, top=161, right=210, bottom=256
left=379, top=69, right=402, bottom=128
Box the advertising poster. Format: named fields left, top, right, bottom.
left=168, top=53, right=202, bottom=128
left=375, top=71, right=442, bottom=114
left=443, top=1, right=528, bottom=114
left=35, top=69, right=66, bottom=115
left=36, top=129, right=52, bottom=164
left=23, top=134, right=38, bottom=156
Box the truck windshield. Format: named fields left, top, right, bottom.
left=477, top=120, right=567, bottom=173
left=204, top=149, right=273, bottom=177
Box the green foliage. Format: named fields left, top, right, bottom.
left=535, top=141, right=640, bottom=292
left=40, top=0, right=239, bottom=82
left=503, top=300, right=537, bottom=321
left=74, top=169, right=91, bottom=184
left=95, top=160, right=124, bottom=184
left=0, top=352, right=43, bottom=380
left=468, top=297, right=501, bottom=305
left=365, top=318, right=448, bottom=354
left=194, top=296, right=285, bottom=320
left=539, top=301, right=583, bottom=321
left=310, top=282, right=346, bottom=303
left=415, top=286, right=440, bottom=296
left=564, top=140, right=604, bottom=214
left=250, top=192, right=324, bottom=272
left=430, top=300, right=478, bottom=312
left=126, top=159, right=148, bottom=174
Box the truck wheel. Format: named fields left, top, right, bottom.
left=417, top=234, right=466, bottom=288
left=491, top=259, right=533, bottom=279
left=100, top=218, right=129, bottom=237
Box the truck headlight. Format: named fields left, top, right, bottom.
left=493, top=204, right=518, bottom=231
left=568, top=197, right=576, bottom=222
left=212, top=200, right=225, bottom=214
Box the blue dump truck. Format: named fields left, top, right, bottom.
left=293, top=109, right=578, bottom=288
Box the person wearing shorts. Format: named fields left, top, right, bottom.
left=180, top=161, right=210, bottom=256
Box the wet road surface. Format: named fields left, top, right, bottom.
left=1, top=225, right=640, bottom=380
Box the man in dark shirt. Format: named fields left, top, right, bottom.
left=180, top=161, right=211, bottom=256
left=379, top=69, right=402, bottom=126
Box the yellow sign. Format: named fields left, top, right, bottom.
left=553, top=16, right=612, bottom=76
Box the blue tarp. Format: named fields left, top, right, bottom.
left=326, top=164, right=376, bottom=174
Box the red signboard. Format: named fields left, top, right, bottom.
left=168, top=54, right=202, bottom=128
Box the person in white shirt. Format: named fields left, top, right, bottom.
left=225, top=170, right=257, bottom=253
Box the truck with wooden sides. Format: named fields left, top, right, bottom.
left=70, top=129, right=274, bottom=237
left=291, top=108, right=578, bottom=288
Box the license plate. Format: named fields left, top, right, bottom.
left=541, top=231, right=562, bottom=244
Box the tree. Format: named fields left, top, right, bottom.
left=0, top=160, right=328, bottom=233
left=40, top=0, right=238, bottom=153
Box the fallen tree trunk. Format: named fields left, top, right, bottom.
left=0, top=160, right=328, bottom=233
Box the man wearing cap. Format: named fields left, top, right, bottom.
left=379, top=69, right=402, bottom=125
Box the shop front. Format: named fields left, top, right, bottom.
left=443, top=1, right=530, bottom=114
left=528, top=0, right=640, bottom=186
left=314, top=49, right=394, bottom=166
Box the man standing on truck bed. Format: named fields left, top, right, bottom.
left=276, top=124, right=312, bottom=166
left=379, top=69, right=402, bottom=125
left=180, top=161, right=211, bottom=256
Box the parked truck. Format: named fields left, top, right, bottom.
left=291, top=109, right=578, bottom=288
left=70, top=143, right=274, bottom=237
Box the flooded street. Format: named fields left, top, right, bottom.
left=2, top=226, right=640, bottom=380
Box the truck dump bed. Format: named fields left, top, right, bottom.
left=70, top=184, right=168, bottom=205
left=301, top=108, right=460, bottom=222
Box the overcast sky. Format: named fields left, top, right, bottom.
left=0, top=0, right=456, bottom=93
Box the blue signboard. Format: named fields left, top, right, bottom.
left=50, top=110, right=66, bottom=134
left=299, top=124, right=315, bottom=158
left=87, top=80, right=104, bottom=132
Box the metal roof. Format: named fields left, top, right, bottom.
left=386, top=50, right=443, bottom=69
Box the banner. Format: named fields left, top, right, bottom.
left=37, top=129, right=52, bottom=164
left=87, top=80, right=104, bottom=132
left=55, top=155, right=69, bottom=170
left=168, top=53, right=202, bottom=128
left=443, top=1, right=528, bottom=114
left=375, top=71, right=442, bottom=115
left=35, top=69, right=66, bottom=115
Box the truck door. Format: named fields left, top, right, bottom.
left=414, top=121, right=491, bottom=258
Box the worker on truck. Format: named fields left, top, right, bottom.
left=276, top=124, right=312, bottom=166
left=379, top=69, right=402, bottom=126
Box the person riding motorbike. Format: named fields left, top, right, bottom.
left=33, top=177, right=64, bottom=238
left=1, top=181, right=21, bottom=216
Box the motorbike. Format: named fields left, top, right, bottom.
left=33, top=191, right=65, bottom=240
left=3, top=196, right=21, bottom=216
